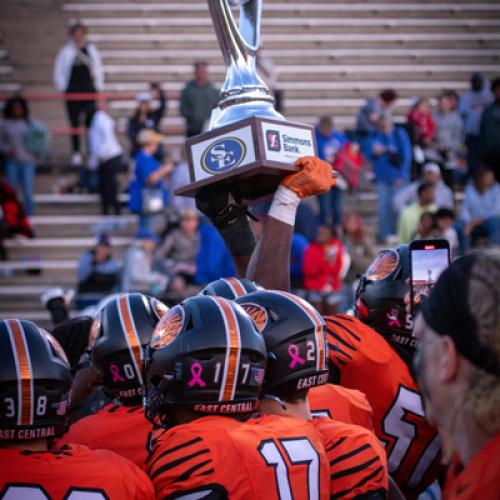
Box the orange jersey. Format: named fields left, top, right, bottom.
left=0, top=443, right=154, bottom=499
left=443, top=434, right=500, bottom=500
left=57, top=403, right=151, bottom=468
left=146, top=414, right=330, bottom=499
left=309, top=384, right=374, bottom=430
left=325, top=314, right=441, bottom=498
left=311, top=416, right=388, bottom=499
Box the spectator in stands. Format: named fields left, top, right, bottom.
left=127, top=83, right=167, bottom=160
left=434, top=92, right=465, bottom=186
left=479, top=77, right=500, bottom=179
left=76, top=233, right=121, bottom=297
left=364, top=114, right=412, bottom=243
left=290, top=232, right=309, bottom=289
left=457, top=168, right=500, bottom=252
left=341, top=211, right=374, bottom=310
left=407, top=98, right=436, bottom=148
left=446, top=89, right=460, bottom=112
left=194, top=219, right=236, bottom=284
left=122, top=230, right=169, bottom=294
left=314, top=115, right=346, bottom=227
left=334, top=141, right=365, bottom=192
left=256, top=48, right=283, bottom=113
left=303, top=225, right=346, bottom=314
left=54, top=22, right=104, bottom=166
left=180, top=61, right=220, bottom=137
left=459, top=73, right=494, bottom=177
left=413, top=212, right=437, bottom=240
left=294, top=202, right=319, bottom=243
left=356, top=89, right=398, bottom=135
left=397, top=182, right=437, bottom=243
left=0, top=96, right=45, bottom=216
left=435, top=208, right=458, bottom=255
left=155, top=209, right=200, bottom=294
left=88, top=99, right=123, bottom=215
left=169, top=149, right=196, bottom=214
left=393, top=162, right=454, bottom=213
left=128, top=129, right=172, bottom=234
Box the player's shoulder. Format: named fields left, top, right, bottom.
left=247, top=414, right=322, bottom=439
left=308, top=384, right=374, bottom=430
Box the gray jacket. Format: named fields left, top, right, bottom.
left=433, top=110, right=464, bottom=153
left=180, top=80, right=220, bottom=133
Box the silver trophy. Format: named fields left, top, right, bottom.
left=208, top=0, right=284, bottom=128
left=176, top=0, right=317, bottom=201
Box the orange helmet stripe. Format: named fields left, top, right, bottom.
left=223, top=278, right=247, bottom=298
left=211, top=297, right=241, bottom=401
left=271, top=291, right=327, bottom=372
left=117, top=294, right=144, bottom=384
left=6, top=320, right=33, bottom=426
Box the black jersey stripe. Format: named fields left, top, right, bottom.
left=325, top=327, right=357, bottom=351
left=330, top=466, right=385, bottom=498
left=329, top=444, right=371, bottom=466
left=326, top=436, right=347, bottom=452
left=326, top=317, right=362, bottom=342
left=150, top=448, right=210, bottom=480
left=331, top=457, right=379, bottom=481
left=175, top=459, right=213, bottom=483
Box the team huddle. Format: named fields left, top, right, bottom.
left=0, top=157, right=498, bottom=499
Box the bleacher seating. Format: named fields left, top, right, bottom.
left=0, top=0, right=497, bottom=325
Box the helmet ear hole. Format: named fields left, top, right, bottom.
left=184, top=316, right=195, bottom=331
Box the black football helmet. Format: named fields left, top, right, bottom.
left=235, top=290, right=329, bottom=399
left=90, top=293, right=168, bottom=405
left=355, top=245, right=415, bottom=363
left=199, top=277, right=261, bottom=299
left=0, top=319, right=72, bottom=441
left=144, top=295, right=267, bottom=426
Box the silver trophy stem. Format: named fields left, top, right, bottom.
left=207, top=0, right=284, bottom=129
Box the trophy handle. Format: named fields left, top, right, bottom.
left=207, top=0, right=270, bottom=104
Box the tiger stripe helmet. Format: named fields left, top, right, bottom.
left=144, top=295, right=267, bottom=426
left=90, top=293, right=168, bottom=405
left=0, top=319, right=72, bottom=441
left=235, top=290, right=329, bottom=398
left=199, top=277, right=261, bottom=299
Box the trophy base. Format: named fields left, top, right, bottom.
left=176, top=116, right=317, bottom=204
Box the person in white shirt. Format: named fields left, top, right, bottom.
left=54, top=22, right=104, bottom=166
left=88, top=99, right=123, bottom=215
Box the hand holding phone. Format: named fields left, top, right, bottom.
left=409, top=239, right=450, bottom=314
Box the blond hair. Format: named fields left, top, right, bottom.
left=463, top=250, right=500, bottom=435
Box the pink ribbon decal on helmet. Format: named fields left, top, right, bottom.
left=288, top=344, right=306, bottom=369
left=110, top=363, right=125, bottom=382
left=187, top=363, right=206, bottom=388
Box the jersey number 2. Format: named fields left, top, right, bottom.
left=258, top=438, right=320, bottom=500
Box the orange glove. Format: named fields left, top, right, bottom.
left=281, top=156, right=336, bottom=198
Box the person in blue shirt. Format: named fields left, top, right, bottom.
left=364, top=114, right=412, bottom=243
left=290, top=232, right=309, bottom=289
left=314, top=115, right=347, bottom=226
left=128, top=129, right=172, bottom=234
left=194, top=219, right=236, bottom=284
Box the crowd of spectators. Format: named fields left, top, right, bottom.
left=1, top=21, right=499, bottom=312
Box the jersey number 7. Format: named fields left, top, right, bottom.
left=258, top=437, right=321, bottom=500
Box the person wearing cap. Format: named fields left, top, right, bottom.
left=413, top=250, right=500, bottom=499
left=356, top=89, right=398, bottom=135
left=393, top=162, right=454, bottom=214
left=127, top=82, right=167, bottom=159
left=76, top=233, right=122, bottom=306
left=155, top=209, right=200, bottom=294
left=128, top=129, right=173, bottom=234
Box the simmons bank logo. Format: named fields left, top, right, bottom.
left=266, top=129, right=281, bottom=152
left=201, top=137, right=246, bottom=174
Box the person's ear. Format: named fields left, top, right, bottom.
left=439, top=336, right=459, bottom=383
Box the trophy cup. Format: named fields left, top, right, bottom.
left=175, top=0, right=317, bottom=201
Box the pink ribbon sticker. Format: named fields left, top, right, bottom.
left=187, top=363, right=206, bottom=388
left=110, top=363, right=125, bottom=382
left=288, top=344, right=306, bottom=369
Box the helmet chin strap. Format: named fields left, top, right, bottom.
left=261, top=394, right=287, bottom=410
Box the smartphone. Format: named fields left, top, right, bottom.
left=409, top=239, right=450, bottom=314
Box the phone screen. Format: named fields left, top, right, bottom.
left=410, top=242, right=450, bottom=312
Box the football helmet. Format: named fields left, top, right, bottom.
left=90, top=293, right=168, bottom=405
left=199, top=277, right=261, bottom=299
left=0, top=319, right=72, bottom=441
left=235, top=290, right=329, bottom=398
left=144, top=295, right=267, bottom=426
left=355, top=245, right=414, bottom=363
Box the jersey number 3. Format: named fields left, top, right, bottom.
left=258, top=438, right=320, bottom=500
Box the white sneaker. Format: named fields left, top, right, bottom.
left=70, top=152, right=83, bottom=166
